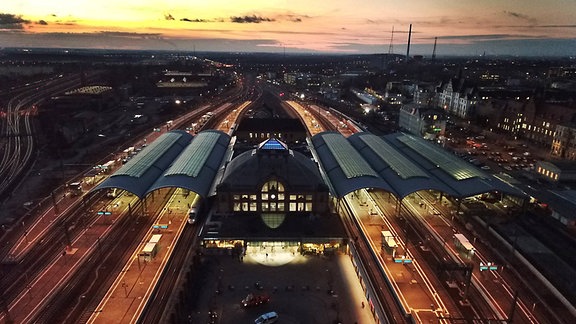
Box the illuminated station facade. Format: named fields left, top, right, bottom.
left=88, top=127, right=525, bottom=258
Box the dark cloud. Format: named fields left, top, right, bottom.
left=436, top=34, right=538, bottom=40
left=55, top=22, right=78, bottom=26
left=170, top=13, right=304, bottom=24
left=503, top=11, right=537, bottom=25
left=180, top=18, right=209, bottom=23
left=38, top=20, right=48, bottom=25
left=98, top=31, right=162, bottom=38
left=278, top=13, right=309, bottom=23
left=230, top=15, right=274, bottom=23
left=0, top=13, right=30, bottom=29
left=532, top=24, right=576, bottom=28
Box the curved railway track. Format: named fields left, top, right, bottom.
left=0, top=74, right=97, bottom=201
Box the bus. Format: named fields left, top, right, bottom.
left=187, top=195, right=203, bottom=224
left=454, top=233, right=475, bottom=258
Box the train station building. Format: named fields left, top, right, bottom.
left=88, top=128, right=526, bottom=259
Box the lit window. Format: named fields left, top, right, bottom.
left=297, top=202, right=304, bottom=211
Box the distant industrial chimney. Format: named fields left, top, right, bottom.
left=406, top=24, right=412, bottom=61
left=432, top=37, right=437, bottom=61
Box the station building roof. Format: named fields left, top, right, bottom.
left=220, top=138, right=326, bottom=191
left=91, top=130, right=231, bottom=199
left=311, top=131, right=526, bottom=200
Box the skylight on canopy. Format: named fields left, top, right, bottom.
left=322, top=133, right=378, bottom=179
left=360, top=134, right=428, bottom=179
left=165, top=131, right=220, bottom=177
left=398, top=134, right=486, bottom=181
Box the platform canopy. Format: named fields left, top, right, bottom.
left=91, top=130, right=231, bottom=199
left=148, top=130, right=231, bottom=198
left=310, top=131, right=526, bottom=200
left=310, top=132, right=395, bottom=198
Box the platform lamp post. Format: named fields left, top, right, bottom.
left=61, top=220, right=72, bottom=251
left=51, top=190, right=59, bottom=214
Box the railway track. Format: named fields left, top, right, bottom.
left=33, top=200, right=151, bottom=324
left=137, top=219, right=198, bottom=323
left=0, top=193, right=102, bottom=308
left=339, top=200, right=410, bottom=324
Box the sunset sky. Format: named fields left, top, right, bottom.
left=1, top=0, right=575, bottom=56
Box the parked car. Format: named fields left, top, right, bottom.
left=242, top=293, right=270, bottom=307
left=255, top=311, right=278, bottom=324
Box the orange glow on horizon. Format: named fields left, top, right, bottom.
left=2, top=1, right=575, bottom=55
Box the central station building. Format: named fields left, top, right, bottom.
left=89, top=125, right=526, bottom=259
left=210, top=137, right=343, bottom=256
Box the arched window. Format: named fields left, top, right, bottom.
left=261, top=180, right=285, bottom=212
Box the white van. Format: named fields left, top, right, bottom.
left=254, top=311, right=278, bottom=324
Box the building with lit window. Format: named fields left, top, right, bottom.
left=211, top=138, right=342, bottom=256
left=551, top=124, right=576, bottom=160
left=234, top=118, right=307, bottom=145
left=399, top=104, right=446, bottom=140
left=437, top=78, right=477, bottom=118
left=216, top=138, right=330, bottom=215
left=535, top=161, right=576, bottom=183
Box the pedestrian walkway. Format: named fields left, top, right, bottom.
left=186, top=251, right=377, bottom=324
